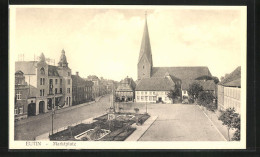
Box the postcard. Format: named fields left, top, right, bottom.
left=9, top=5, right=247, bottom=149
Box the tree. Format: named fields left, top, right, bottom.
left=197, top=91, right=216, bottom=111
left=187, top=82, right=203, bottom=101
left=167, top=86, right=181, bottom=102
left=231, top=115, right=241, bottom=141
left=212, top=76, right=220, bottom=84
left=218, top=108, right=240, bottom=141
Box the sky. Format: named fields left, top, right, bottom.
left=12, top=6, right=246, bottom=81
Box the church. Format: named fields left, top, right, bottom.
left=135, top=15, right=213, bottom=104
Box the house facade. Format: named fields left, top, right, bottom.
left=15, top=71, right=29, bottom=120
left=115, top=77, right=136, bottom=102
left=72, top=72, right=87, bottom=105
left=15, top=49, right=72, bottom=116
left=218, top=67, right=241, bottom=113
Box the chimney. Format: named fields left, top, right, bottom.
left=76, top=72, right=79, bottom=76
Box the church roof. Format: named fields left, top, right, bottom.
left=138, top=16, right=153, bottom=66
left=15, top=61, right=37, bottom=75
left=152, top=66, right=212, bottom=80
left=219, top=66, right=241, bottom=87
left=181, top=80, right=216, bottom=91
left=135, top=77, right=175, bottom=91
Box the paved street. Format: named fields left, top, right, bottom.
left=15, top=95, right=111, bottom=140
left=119, top=102, right=226, bottom=141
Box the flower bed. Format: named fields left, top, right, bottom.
left=49, top=113, right=150, bottom=141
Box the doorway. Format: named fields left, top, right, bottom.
left=39, top=101, right=45, bottom=114
left=28, top=103, right=36, bottom=116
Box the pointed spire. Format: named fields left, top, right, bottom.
left=138, top=11, right=153, bottom=66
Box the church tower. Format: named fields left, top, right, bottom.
left=137, top=12, right=153, bottom=80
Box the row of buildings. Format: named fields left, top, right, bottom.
left=14, top=50, right=114, bottom=120
left=115, top=15, right=241, bottom=113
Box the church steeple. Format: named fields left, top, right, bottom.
left=137, top=12, right=153, bottom=80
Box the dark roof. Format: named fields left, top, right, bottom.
left=152, top=66, right=212, bottom=80
left=182, top=80, right=216, bottom=91
left=223, top=78, right=241, bottom=87
left=15, top=61, right=37, bottom=75
left=135, top=77, right=175, bottom=91
left=15, top=70, right=24, bottom=75
left=220, top=66, right=241, bottom=87
left=48, top=65, right=59, bottom=77
left=71, top=75, right=86, bottom=86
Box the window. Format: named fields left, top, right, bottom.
left=141, top=96, right=144, bottom=101
left=14, top=108, right=18, bottom=115
left=67, top=88, right=70, bottom=93
left=145, top=92, right=147, bottom=95
left=143, top=65, right=144, bottom=69
left=55, top=79, right=58, bottom=85
left=60, top=88, right=62, bottom=94
left=40, top=78, right=42, bottom=85
left=19, top=107, right=23, bottom=114
left=68, top=72, right=70, bottom=76
left=60, top=79, right=62, bottom=85
left=153, top=96, right=157, bottom=101
left=153, top=92, right=155, bottom=95
left=40, top=90, right=42, bottom=96
left=43, top=78, right=45, bottom=85
left=145, top=96, right=148, bottom=101
left=68, top=79, right=71, bottom=85
left=43, top=89, right=45, bottom=96
left=16, top=91, right=21, bottom=100
left=55, top=88, right=57, bottom=94
left=40, top=67, right=45, bottom=74
left=137, top=96, right=140, bottom=100
left=149, top=96, right=152, bottom=101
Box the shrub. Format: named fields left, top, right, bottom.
left=197, top=91, right=216, bottom=111
left=188, top=82, right=203, bottom=100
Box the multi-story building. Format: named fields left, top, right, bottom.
left=15, top=70, right=29, bottom=120
left=85, top=80, right=94, bottom=101
left=115, top=77, right=136, bottom=102
left=15, top=49, right=72, bottom=116
left=135, top=72, right=181, bottom=103
left=86, top=75, right=102, bottom=98
left=72, top=72, right=87, bottom=105
left=218, top=66, right=241, bottom=113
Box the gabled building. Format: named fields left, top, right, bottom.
left=135, top=14, right=212, bottom=103
left=218, top=66, right=241, bottom=113
left=15, top=49, right=72, bottom=116
left=15, top=70, right=29, bottom=120
left=115, top=76, right=136, bottom=102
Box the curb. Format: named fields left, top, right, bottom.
left=196, top=105, right=227, bottom=141
left=125, top=115, right=158, bottom=141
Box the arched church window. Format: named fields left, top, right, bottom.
left=40, top=67, right=45, bottom=75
